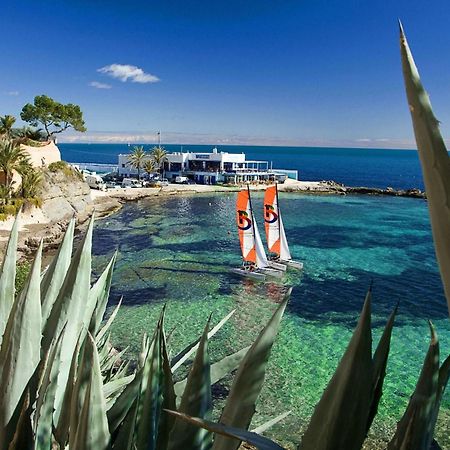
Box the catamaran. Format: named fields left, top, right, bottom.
left=264, top=184, right=304, bottom=269
left=231, top=186, right=285, bottom=280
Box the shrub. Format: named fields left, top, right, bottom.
left=48, top=160, right=83, bottom=180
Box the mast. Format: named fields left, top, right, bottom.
left=247, top=184, right=257, bottom=261
left=275, top=182, right=281, bottom=251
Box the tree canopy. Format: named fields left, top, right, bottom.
left=127, top=146, right=147, bottom=180
left=20, top=95, right=86, bottom=139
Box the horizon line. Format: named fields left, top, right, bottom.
left=57, top=130, right=429, bottom=150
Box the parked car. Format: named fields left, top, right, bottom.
left=85, top=174, right=106, bottom=191
left=122, top=178, right=143, bottom=188
left=105, top=181, right=121, bottom=189
left=157, top=178, right=169, bottom=187
left=175, top=176, right=189, bottom=184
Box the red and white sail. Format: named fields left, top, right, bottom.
left=264, top=185, right=292, bottom=261
left=236, top=189, right=268, bottom=268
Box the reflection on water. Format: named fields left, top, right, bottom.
left=92, top=192, right=450, bottom=448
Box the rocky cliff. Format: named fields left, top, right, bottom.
left=40, top=168, right=93, bottom=223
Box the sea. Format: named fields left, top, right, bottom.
left=59, top=143, right=426, bottom=190
left=62, top=144, right=450, bottom=447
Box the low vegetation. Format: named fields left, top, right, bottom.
left=0, top=139, right=43, bottom=220
left=47, top=160, right=84, bottom=181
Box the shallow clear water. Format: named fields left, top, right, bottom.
left=92, top=192, right=450, bottom=448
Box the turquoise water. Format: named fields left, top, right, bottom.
left=91, top=192, right=450, bottom=448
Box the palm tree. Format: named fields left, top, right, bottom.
left=127, top=145, right=147, bottom=180
left=18, top=167, right=42, bottom=198
left=0, top=140, right=30, bottom=193
left=143, top=158, right=157, bottom=177
left=151, top=146, right=168, bottom=178
left=0, top=116, right=16, bottom=139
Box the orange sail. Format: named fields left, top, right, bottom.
left=236, top=189, right=256, bottom=263
left=264, top=185, right=292, bottom=260
left=264, top=185, right=281, bottom=254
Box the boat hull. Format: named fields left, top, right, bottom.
left=260, top=267, right=284, bottom=278
left=267, top=261, right=287, bottom=271
left=230, top=268, right=266, bottom=281
left=279, top=259, right=304, bottom=270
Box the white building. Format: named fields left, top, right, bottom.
left=118, top=147, right=297, bottom=184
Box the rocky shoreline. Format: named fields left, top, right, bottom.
left=0, top=177, right=426, bottom=261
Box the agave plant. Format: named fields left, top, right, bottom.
left=0, top=213, right=290, bottom=449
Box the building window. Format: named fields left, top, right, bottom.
left=122, top=164, right=125, bottom=168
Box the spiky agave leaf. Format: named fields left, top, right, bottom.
left=174, top=346, right=250, bottom=399
left=300, top=290, right=373, bottom=450
left=399, top=22, right=450, bottom=316
left=387, top=322, right=446, bottom=450
left=0, top=212, right=19, bottom=343
left=34, top=326, right=66, bottom=450
left=213, top=291, right=290, bottom=450
left=165, top=411, right=285, bottom=450
left=42, top=216, right=94, bottom=423
left=171, top=309, right=235, bottom=372
left=54, top=336, right=82, bottom=448
left=40, top=218, right=75, bottom=328
left=251, top=411, right=292, bottom=435
left=103, top=374, right=135, bottom=409
left=134, top=311, right=166, bottom=450
left=71, top=333, right=110, bottom=450
left=88, top=251, right=117, bottom=336
left=107, top=370, right=141, bottom=435
left=168, top=318, right=212, bottom=450
left=96, top=297, right=123, bottom=343
left=367, top=303, right=398, bottom=431
left=0, top=240, right=42, bottom=445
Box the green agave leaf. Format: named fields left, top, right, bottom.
left=165, top=411, right=286, bottom=450
left=107, top=370, right=141, bottom=433
left=96, top=297, right=123, bottom=344
left=34, top=326, right=66, bottom=450
left=43, top=216, right=95, bottom=423
left=135, top=308, right=174, bottom=450
left=300, top=290, right=373, bottom=450
left=101, top=346, right=129, bottom=380
left=387, top=322, right=440, bottom=450
left=0, top=240, right=42, bottom=434
left=213, top=291, right=290, bottom=450
left=367, top=303, right=398, bottom=431
left=437, top=354, right=450, bottom=401
left=174, top=346, right=250, bottom=399
left=157, top=312, right=176, bottom=450
left=71, top=333, right=110, bottom=450
left=0, top=212, right=19, bottom=343
left=6, top=388, right=33, bottom=450
left=40, top=218, right=75, bottom=328
left=168, top=318, right=212, bottom=450
left=89, top=251, right=117, bottom=336
left=54, top=336, right=81, bottom=448
left=112, top=396, right=139, bottom=450
left=251, top=411, right=291, bottom=435
left=171, top=309, right=235, bottom=372
left=104, top=375, right=135, bottom=401
left=399, top=23, right=450, bottom=316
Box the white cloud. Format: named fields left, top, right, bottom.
left=4, top=91, right=19, bottom=96
left=89, top=81, right=112, bottom=89
left=97, top=64, right=160, bottom=84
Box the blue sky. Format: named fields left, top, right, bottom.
left=1, top=0, right=450, bottom=148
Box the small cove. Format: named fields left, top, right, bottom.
left=91, top=192, right=450, bottom=448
